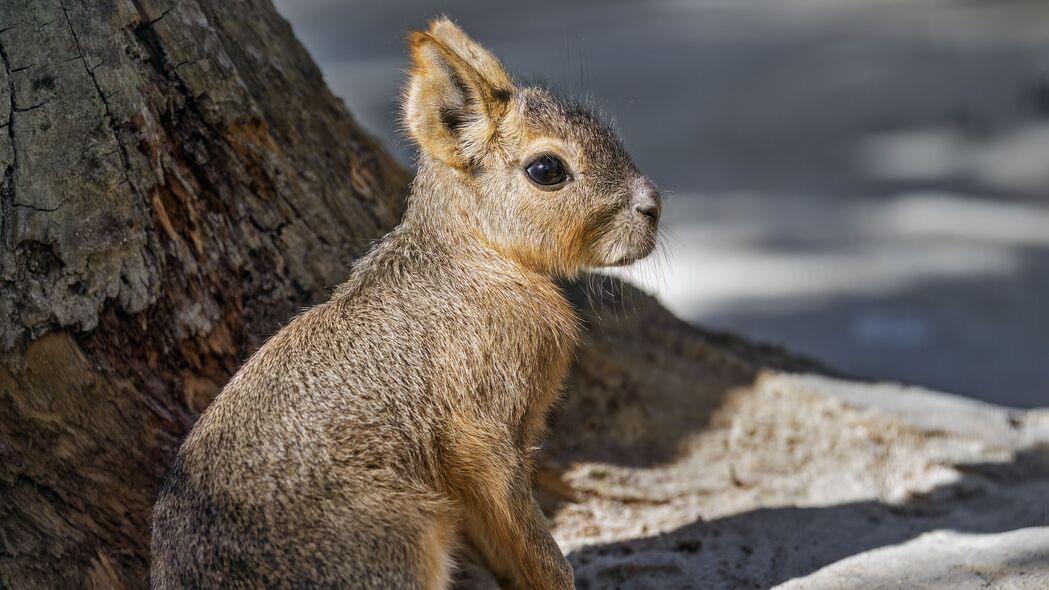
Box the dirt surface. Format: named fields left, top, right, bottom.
left=459, top=282, right=1049, bottom=589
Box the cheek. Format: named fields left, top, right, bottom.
left=477, top=178, right=547, bottom=243
left=575, top=200, right=629, bottom=257
left=509, top=190, right=589, bottom=262
left=588, top=207, right=647, bottom=262
left=519, top=191, right=570, bottom=239
left=480, top=175, right=614, bottom=271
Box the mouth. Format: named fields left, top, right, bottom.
left=591, top=211, right=659, bottom=268
left=607, top=255, right=638, bottom=267
left=608, top=235, right=657, bottom=267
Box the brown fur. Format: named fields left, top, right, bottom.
left=150, top=17, right=660, bottom=590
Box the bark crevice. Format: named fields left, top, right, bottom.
left=0, top=31, right=18, bottom=249
left=59, top=0, right=135, bottom=191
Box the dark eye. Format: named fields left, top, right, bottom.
left=525, top=155, right=567, bottom=187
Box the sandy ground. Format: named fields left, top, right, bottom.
left=459, top=282, right=1049, bottom=589
left=274, top=0, right=1049, bottom=406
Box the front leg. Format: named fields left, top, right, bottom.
left=444, top=425, right=574, bottom=590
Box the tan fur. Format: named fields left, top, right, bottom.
left=151, top=17, right=660, bottom=590
left=417, top=511, right=459, bottom=590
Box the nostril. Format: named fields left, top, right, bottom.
left=635, top=202, right=659, bottom=220
left=632, top=178, right=661, bottom=222
left=634, top=191, right=661, bottom=222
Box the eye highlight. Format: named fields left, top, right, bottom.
left=524, top=155, right=567, bottom=187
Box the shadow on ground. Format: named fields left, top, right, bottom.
left=568, top=446, right=1049, bottom=589
left=546, top=275, right=833, bottom=469
left=446, top=277, right=1049, bottom=589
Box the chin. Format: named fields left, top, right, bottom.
left=600, top=258, right=632, bottom=268
left=591, top=225, right=658, bottom=268
left=602, top=243, right=657, bottom=267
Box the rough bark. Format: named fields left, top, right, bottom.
left=0, top=0, right=407, bottom=587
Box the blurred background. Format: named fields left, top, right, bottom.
left=273, top=0, right=1049, bottom=408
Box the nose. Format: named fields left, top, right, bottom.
left=632, top=179, right=661, bottom=223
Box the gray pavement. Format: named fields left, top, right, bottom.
left=274, top=0, right=1049, bottom=407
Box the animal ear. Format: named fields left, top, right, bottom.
left=404, top=18, right=515, bottom=170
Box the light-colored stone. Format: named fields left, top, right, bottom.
left=560, top=372, right=1047, bottom=589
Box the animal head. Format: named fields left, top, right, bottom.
left=403, top=18, right=661, bottom=277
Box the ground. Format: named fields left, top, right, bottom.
left=465, top=284, right=1049, bottom=589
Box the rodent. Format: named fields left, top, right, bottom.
left=150, top=17, right=661, bottom=590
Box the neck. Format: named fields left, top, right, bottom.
left=399, top=155, right=463, bottom=229
left=399, top=155, right=526, bottom=273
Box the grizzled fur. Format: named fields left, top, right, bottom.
left=150, top=17, right=660, bottom=590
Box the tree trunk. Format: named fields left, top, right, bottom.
left=0, top=0, right=408, bottom=587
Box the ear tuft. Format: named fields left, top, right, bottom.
left=426, top=17, right=513, bottom=91
left=403, top=20, right=515, bottom=170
